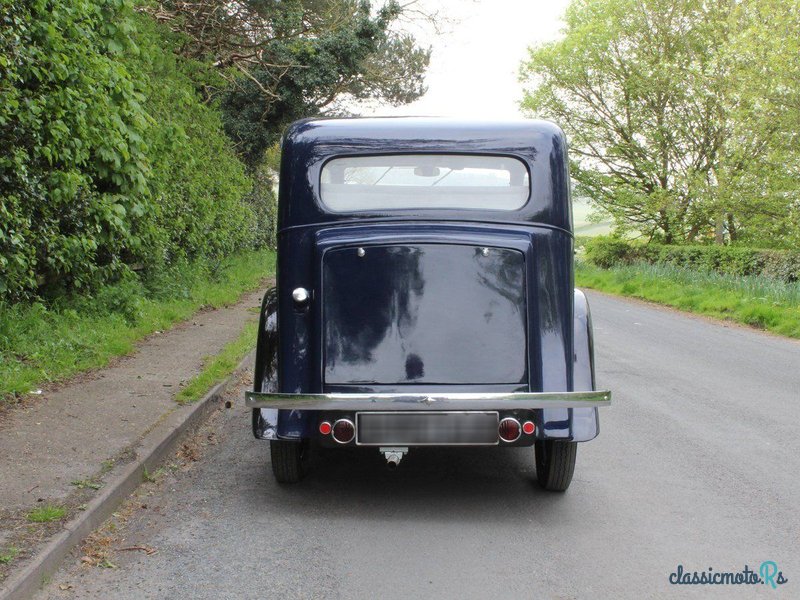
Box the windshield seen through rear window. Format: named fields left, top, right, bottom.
left=319, top=154, right=530, bottom=212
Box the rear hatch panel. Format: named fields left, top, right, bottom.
left=323, top=244, right=527, bottom=386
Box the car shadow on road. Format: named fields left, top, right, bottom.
left=258, top=444, right=579, bottom=523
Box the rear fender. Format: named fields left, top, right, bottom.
left=572, top=288, right=600, bottom=441
left=540, top=289, right=599, bottom=441
left=252, top=288, right=280, bottom=439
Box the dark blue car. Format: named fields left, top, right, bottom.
left=246, top=117, right=611, bottom=491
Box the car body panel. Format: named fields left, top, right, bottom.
left=251, top=117, right=606, bottom=446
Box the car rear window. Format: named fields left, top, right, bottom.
left=320, top=154, right=530, bottom=212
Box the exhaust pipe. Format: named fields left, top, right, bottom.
left=381, top=447, right=407, bottom=470
left=385, top=452, right=402, bottom=470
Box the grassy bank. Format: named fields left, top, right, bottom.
left=576, top=261, right=800, bottom=339
left=0, top=251, right=275, bottom=401
left=175, top=320, right=258, bottom=404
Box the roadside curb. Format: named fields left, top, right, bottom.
left=0, top=350, right=255, bottom=600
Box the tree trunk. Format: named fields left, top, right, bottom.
left=727, top=214, right=737, bottom=243
left=715, top=212, right=725, bottom=245
left=660, top=209, right=673, bottom=244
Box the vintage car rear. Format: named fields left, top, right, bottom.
left=247, top=117, right=610, bottom=491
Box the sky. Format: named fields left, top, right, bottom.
left=368, top=0, right=571, bottom=119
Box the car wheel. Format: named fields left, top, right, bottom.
left=269, top=439, right=309, bottom=483
left=535, top=440, right=577, bottom=492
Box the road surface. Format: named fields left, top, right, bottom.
left=37, top=291, right=800, bottom=599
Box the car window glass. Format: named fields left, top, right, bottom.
left=320, top=154, right=530, bottom=211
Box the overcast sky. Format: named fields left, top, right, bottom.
left=367, top=0, right=571, bottom=119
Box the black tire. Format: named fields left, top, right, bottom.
left=535, top=440, right=577, bottom=492
left=270, top=440, right=309, bottom=483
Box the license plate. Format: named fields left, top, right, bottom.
left=356, top=411, right=499, bottom=446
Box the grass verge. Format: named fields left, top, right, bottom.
left=27, top=505, right=67, bottom=523
left=0, top=250, right=275, bottom=401
left=576, top=261, right=800, bottom=339
left=175, top=320, right=257, bottom=404
left=0, top=547, right=19, bottom=565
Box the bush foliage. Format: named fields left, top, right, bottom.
left=582, top=236, right=800, bottom=282
left=0, top=0, right=263, bottom=301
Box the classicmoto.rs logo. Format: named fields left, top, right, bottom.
left=669, top=562, right=788, bottom=588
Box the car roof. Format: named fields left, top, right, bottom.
left=284, top=116, right=564, bottom=148
left=278, top=117, right=572, bottom=232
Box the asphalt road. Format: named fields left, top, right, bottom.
left=37, top=291, right=800, bottom=599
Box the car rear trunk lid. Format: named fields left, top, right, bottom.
left=323, top=244, right=527, bottom=385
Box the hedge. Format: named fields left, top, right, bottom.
left=581, top=236, right=800, bottom=282
left=0, top=0, right=263, bottom=302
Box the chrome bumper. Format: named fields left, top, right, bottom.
left=245, top=390, right=611, bottom=411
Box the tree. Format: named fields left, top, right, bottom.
left=143, top=0, right=431, bottom=167
left=519, top=0, right=796, bottom=245
left=722, top=0, right=800, bottom=247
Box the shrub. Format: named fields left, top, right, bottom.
left=0, top=0, right=255, bottom=302
left=242, top=164, right=278, bottom=251
left=581, top=236, right=634, bottom=269
left=762, top=250, right=800, bottom=283
left=582, top=236, right=800, bottom=282
left=1, top=0, right=153, bottom=299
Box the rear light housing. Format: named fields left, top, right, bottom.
left=332, top=419, right=355, bottom=444
left=498, top=417, right=521, bottom=443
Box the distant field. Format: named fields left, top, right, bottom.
left=573, top=197, right=612, bottom=236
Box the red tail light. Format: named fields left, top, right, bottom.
left=319, top=421, right=332, bottom=435
left=522, top=421, right=535, bottom=435
left=498, top=417, right=521, bottom=443
left=332, top=419, right=355, bottom=444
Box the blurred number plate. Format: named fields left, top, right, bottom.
left=356, top=411, right=499, bottom=446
